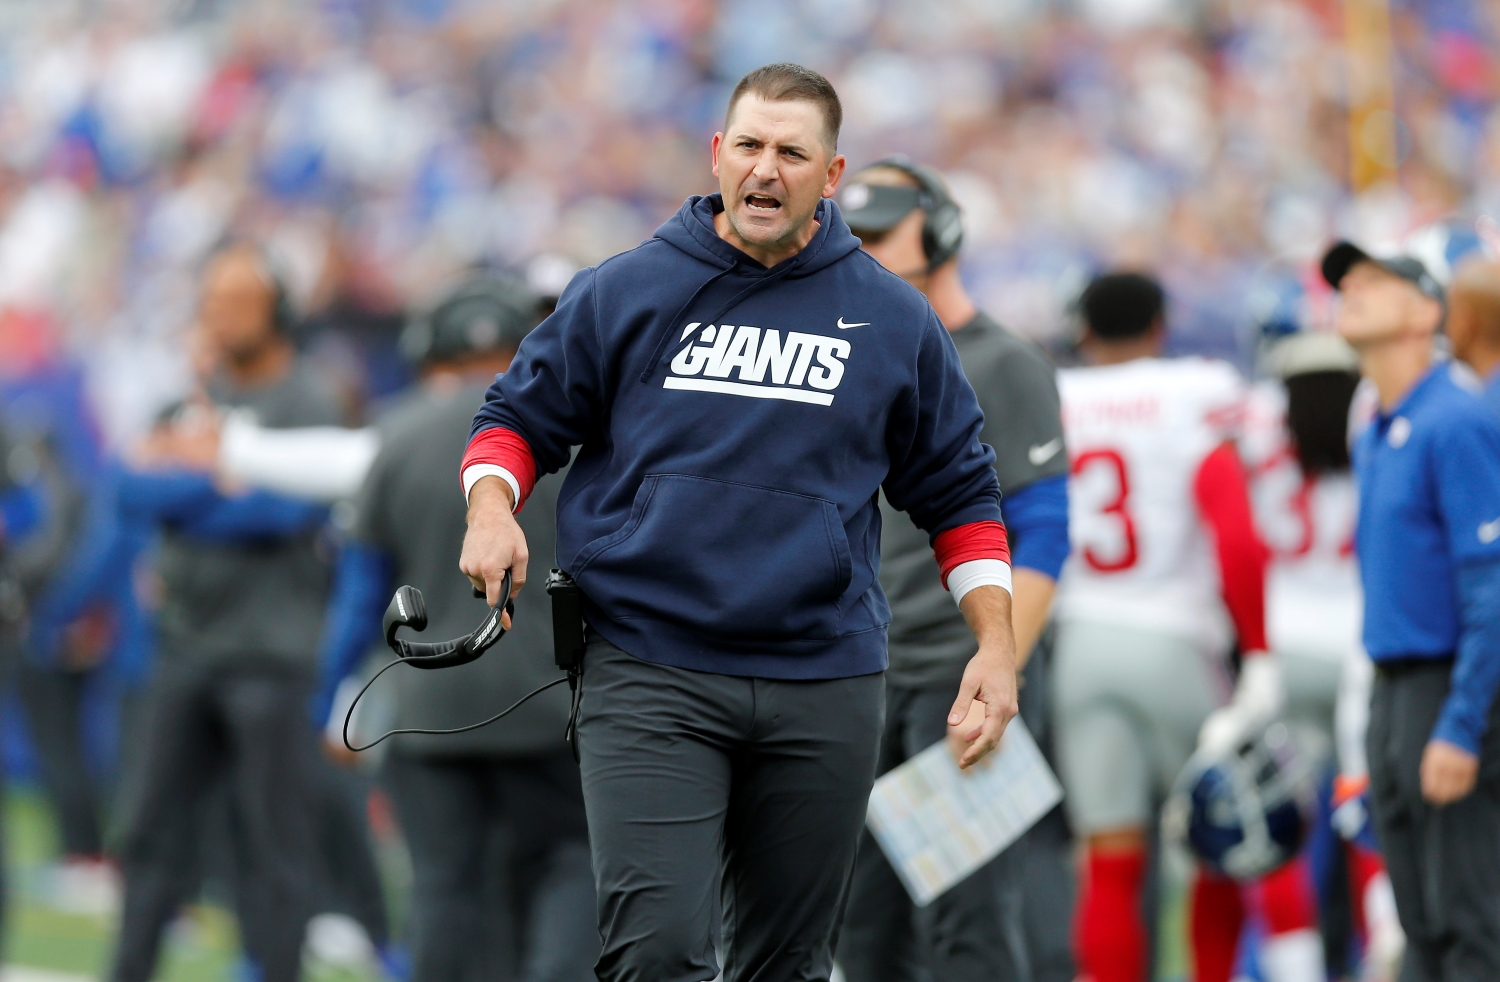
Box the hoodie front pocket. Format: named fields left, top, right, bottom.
left=572, top=474, right=854, bottom=642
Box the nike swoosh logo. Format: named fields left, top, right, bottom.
left=1481, top=517, right=1500, bottom=545
left=836, top=317, right=870, bottom=330
left=1028, top=438, right=1063, bottom=466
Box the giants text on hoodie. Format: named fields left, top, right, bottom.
left=465, top=193, right=1005, bottom=680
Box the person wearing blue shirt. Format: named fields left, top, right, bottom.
left=1323, top=240, right=1500, bottom=980
left=1446, top=257, right=1500, bottom=421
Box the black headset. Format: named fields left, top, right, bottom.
left=342, top=570, right=579, bottom=753
left=867, top=156, right=964, bottom=271
left=400, top=276, right=541, bottom=366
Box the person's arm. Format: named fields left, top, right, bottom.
left=115, top=468, right=223, bottom=525
left=176, top=489, right=329, bottom=541
left=1421, top=410, right=1500, bottom=803
left=1001, top=473, right=1070, bottom=666
left=884, top=312, right=1016, bottom=767
left=312, top=541, right=395, bottom=729
left=948, top=584, right=1019, bottom=768
left=218, top=417, right=381, bottom=502
left=116, top=464, right=328, bottom=542
left=461, top=270, right=604, bottom=604
left=1193, top=441, right=1282, bottom=754
left=27, top=467, right=141, bottom=665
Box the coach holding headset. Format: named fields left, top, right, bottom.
left=458, top=63, right=1019, bottom=982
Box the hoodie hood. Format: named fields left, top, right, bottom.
left=654, top=193, right=864, bottom=278
left=637, top=193, right=866, bottom=383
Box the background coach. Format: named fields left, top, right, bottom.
left=836, top=160, right=1073, bottom=982
left=459, top=63, right=1020, bottom=982
left=1326, top=240, right=1500, bottom=980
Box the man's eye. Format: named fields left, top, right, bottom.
left=784, top=150, right=803, bottom=160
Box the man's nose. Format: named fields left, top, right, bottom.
left=751, top=147, right=780, bottom=183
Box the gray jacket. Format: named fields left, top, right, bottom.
left=881, top=312, right=1067, bottom=689
left=353, top=382, right=571, bottom=758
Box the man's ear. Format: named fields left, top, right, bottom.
left=711, top=132, right=724, bottom=180
left=822, top=154, right=846, bottom=199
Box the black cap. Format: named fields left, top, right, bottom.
left=1320, top=240, right=1444, bottom=301
left=839, top=181, right=923, bottom=234
left=400, top=276, right=541, bottom=365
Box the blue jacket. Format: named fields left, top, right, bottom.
left=472, top=194, right=1001, bottom=679
left=1354, top=363, right=1500, bottom=753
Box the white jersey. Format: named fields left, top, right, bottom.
left=1054, top=357, right=1245, bottom=651
left=1242, top=380, right=1361, bottom=663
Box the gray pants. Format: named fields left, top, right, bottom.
left=384, top=751, right=597, bottom=982
left=577, top=638, right=883, bottom=982
left=111, top=659, right=319, bottom=982
left=838, top=684, right=1028, bottom=982
left=1368, top=660, right=1500, bottom=982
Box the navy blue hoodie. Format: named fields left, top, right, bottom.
left=472, top=194, right=1001, bottom=679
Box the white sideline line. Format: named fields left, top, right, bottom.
left=2, top=968, right=94, bottom=982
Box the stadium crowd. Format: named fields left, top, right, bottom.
left=0, top=0, right=1495, bottom=981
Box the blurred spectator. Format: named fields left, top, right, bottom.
left=107, top=243, right=347, bottom=982
left=0, top=0, right=1489, bottom=442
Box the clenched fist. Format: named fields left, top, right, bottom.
left=460, top=476, right=529, bottom=609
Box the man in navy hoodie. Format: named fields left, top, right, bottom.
left=460, top=63, right=1018, bottom=982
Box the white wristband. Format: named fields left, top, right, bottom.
left=948, top=559, right=1013, bottom=607
left=462, top=464, right=521, bottom=511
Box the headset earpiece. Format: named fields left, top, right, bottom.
left=867, top=157, right=964, bottom=272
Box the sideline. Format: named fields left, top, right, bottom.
left=2, top=968, right=93, bottom=982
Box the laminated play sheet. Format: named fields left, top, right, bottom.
left=866, top=717, right=1063, bottom=906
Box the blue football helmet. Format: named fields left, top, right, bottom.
left=1167, top=722, right=1315, bottom=880
left=1245, top=264, right=1310, bottom=342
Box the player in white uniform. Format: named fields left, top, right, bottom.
left=1245, top=331, right=1403, bottom=980
left=1243, top=338, right=1358, bottom=742
left=1054, top=273, right=1323, bottom=982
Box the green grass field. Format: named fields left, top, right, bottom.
left=0, top=788, right=384, bottom=982
left=0, top=784, right=1197, bottom=982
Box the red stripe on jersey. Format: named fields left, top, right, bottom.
left=461, top=426, right=537, bottom=509
left=1193, top=442, right=1268, bottom=652
left=933, top=520, right=1012, bottom=589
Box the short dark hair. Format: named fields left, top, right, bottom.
left=1080, top=272, right=1166, bottom=341
left=726, top=63, right=842, bottom=152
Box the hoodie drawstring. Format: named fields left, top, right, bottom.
left=638, top=260, right=801, bottom=384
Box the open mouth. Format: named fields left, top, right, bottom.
left=744, top=193, right=782, bottom=214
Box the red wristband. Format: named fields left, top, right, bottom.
left=933, top=520, right=1011, bottom=589
left=461, top=427, right=537, bottom=507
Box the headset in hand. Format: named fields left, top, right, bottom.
left=342, top=570, right=569, bottom=752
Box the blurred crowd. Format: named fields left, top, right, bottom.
left=0, top=0, right=1493, bottom=449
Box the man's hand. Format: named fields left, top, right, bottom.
left=1421, top=739, right=1479, bottom=805
left=949, top=585, right=1020, bottom=770
left=459, top=476, right=528, bottom=608
left=1197, top=652, right=1284, bottom=756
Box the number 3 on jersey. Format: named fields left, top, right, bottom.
left=1072, top=448, right=1138, bottom=572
